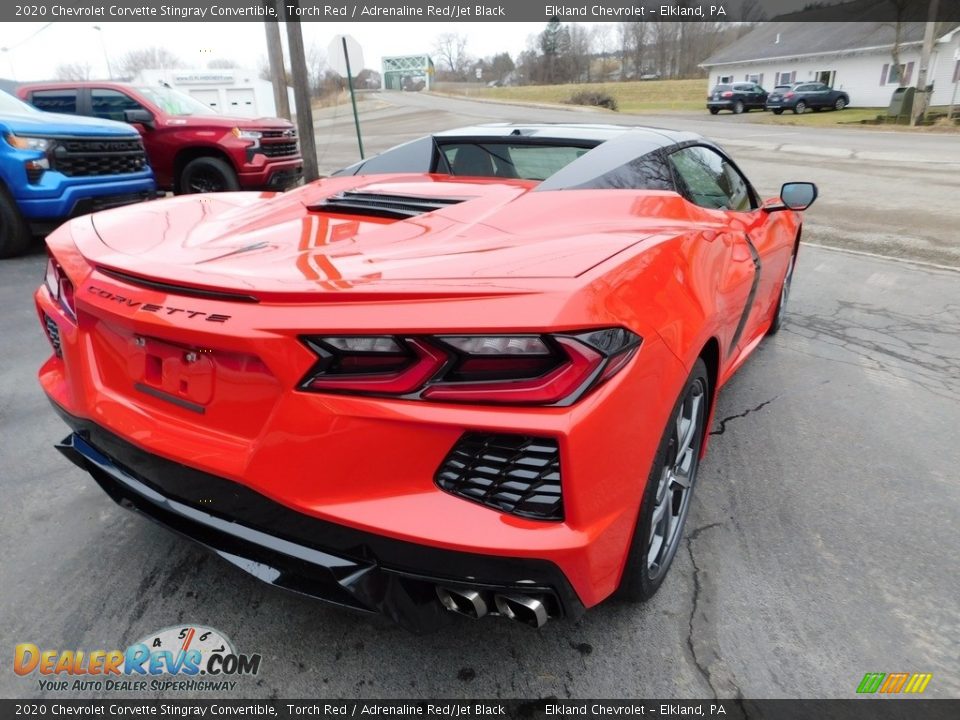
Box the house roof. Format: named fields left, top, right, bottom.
left=701, top=21, right=958, bottom=67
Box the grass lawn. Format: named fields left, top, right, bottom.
left=436, top=79, right=707, bottom=113
left=746, top=107, right=884, bottom=126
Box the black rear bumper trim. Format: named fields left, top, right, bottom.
left=51, top=408, right=584, bottom=632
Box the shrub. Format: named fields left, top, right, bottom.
left=566, top=90, right=618, bottom=111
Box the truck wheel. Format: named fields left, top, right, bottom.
left=178, top=157, right=240, bottom=194
left=0, top=187, right=32, bottom=259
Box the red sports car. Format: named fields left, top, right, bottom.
left=37, top=124, right=817, bottom=632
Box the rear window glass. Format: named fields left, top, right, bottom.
left=441, top=143, right=590, bottom=181
left=30, top=89, right=77, bottom=114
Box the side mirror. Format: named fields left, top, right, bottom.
left=764, top=182, right=818, bottom=212
left=123, top=108, right=154, bottom=128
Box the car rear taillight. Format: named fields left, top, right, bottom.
left=784, top=92, right=796, bottom=99
left=44, top=254, right=76, bottom=320
left=722, top=91, right=734, bottom=98
left=299, top=329, right=641, bottom=406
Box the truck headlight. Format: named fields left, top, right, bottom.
left=6, top=134, right=51, bottom=152
left=231, top=128, right=261, bottom=147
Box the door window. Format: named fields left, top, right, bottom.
left=30, top=89, right=77, bottom=114
left=90, top=89, right=144, bottom=122
left=668, top=146, right=754, bottom=212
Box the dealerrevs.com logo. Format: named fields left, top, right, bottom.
left=14, top=625, right=262, bottom=693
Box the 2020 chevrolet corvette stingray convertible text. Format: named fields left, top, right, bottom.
left=37, top=124, right=817, bottom=632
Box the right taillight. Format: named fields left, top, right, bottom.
left=785, top=91, right=796, bottom=99
left=298, top=329, right=641, bottom=406
left=44, top=253, right=76, bottom=320
left=722, top=91, right=734, bottom=98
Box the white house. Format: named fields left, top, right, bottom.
left=701, top=22, right=960, bottom=108
left=133, top=67, right=295, bottom=118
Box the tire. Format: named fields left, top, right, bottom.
left=834, top=97, right=847, bottom=111
left=793, top=101, right=806, bottom=115
left=177, top=157, right=240, bottom=195
left=0, top=186, right=32, bottom=259
left=709, top=108, right=720, bottom=115
left=767, top=252, right=796, bottom=336
left=733, top=100, right=744, bottom=115
left=772, top=109, right=784, bottom=115
left=617, top=358, right=709, bottom=602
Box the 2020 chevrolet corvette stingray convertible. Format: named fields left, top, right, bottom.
left=37, top=124, right=817, bottom=632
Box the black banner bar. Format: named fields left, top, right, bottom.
left=1, top=700, right=959, bottom=720
left=4, top=0, right=960, bottom=23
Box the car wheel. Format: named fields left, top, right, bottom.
left=733, top=100, right=744, bottom=114
left=617, top=359, right=709, bottom=602
left=0, top=186, right=32, bottom=259
left=768, top=252, right=796, bottom=336
left=835, top=97, right=847, bottom=110
left=793, top=101, right=806, bottom=114
left=709, top=108, right=720, bottom=115
left=772, top=109, right=784, bottom=115
left=178, top=157, right=240, bottom=195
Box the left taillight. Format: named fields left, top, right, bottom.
left=299, top=329, right=641, bottom=406
left=44, top=254, right=76, bottom=320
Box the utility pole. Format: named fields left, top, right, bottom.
left=911, top=0, right=940, bottom=126
left=285, top=0, right=319, bottom=182
left=262, top=0, right=290, bottom=120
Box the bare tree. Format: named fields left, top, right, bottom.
left=53, top=62, right=93, bottom=81
left=617, top=22, right=648, bottom=80
left=433, top=33, right=471, bottom=80
left=116, top=47, right=184, bottom=79
left=207, top=58, right=240, bottom=69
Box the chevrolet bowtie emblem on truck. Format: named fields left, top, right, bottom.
left=87, top=286, right=231, bottom=323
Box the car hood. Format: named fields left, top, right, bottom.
left=162, top=114, right=294, bottom=130
left=79, top=174, right=693, bottom=298
left=0, top=110, right=139, bottom=137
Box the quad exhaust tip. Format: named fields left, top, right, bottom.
left=436, top=586, right=550, bottom=627
left=436, top=587, right=489, bottom=619
left=494, top=593, right=549, bottom=628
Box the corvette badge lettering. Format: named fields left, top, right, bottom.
left=87, top=286, right=231, bottom=322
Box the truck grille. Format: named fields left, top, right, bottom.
left=260, top=141, right=299, bottom=158
left=435, top=433, right=563, bottom=521
left=51, top=137, right=148, bottom=177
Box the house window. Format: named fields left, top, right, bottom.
left=775, top=71, right=796, bottom=85
left=880, top=62, right=915, bottom=86
left=816, top=70, right=836, bottom=87
left=718, top=74, right=733, bottom=84
left=953, top=60, right=960, bottom=83
left=745, top=73, right=761, bottom=84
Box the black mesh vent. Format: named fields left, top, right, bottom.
left=260, top=141, right=299, bottom=157
left=310, top=191, right=468, bottom=220
left=44, top=313, right=62, bottom=358
left=436, top=433, right=562, bottom=521
left=50, top=137, right=148, bottom=177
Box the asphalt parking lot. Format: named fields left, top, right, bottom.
left=1, top=94, right=958, bottom=700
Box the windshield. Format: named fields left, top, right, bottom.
left=0, top=91, right=37, bottom=116
left=135, top=86, right=218, bottom=116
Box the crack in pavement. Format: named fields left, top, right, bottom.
left=683, top=521, right=740, bottom=700
left=710, top=398, right=778, bottom=437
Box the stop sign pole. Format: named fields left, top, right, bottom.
left=341, top=36, right=365, bottom=159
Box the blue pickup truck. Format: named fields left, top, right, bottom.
left=0, top=90, right=156, bottom=258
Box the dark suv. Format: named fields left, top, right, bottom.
left=766, top=82, right=850, bottom=114
left=707, top=83, right=768, bottom=115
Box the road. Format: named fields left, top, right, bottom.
left=1, top=93, right=958, bottom=701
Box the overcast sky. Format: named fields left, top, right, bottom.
left=0, top=21, right=576, bottom=82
